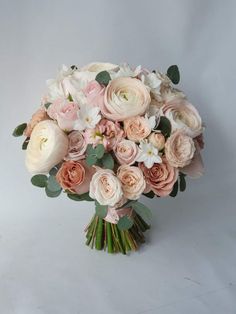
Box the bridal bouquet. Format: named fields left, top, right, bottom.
left=13, top=62, right=204, bottom=254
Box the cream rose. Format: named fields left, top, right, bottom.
left=165, top=130, right=196, bottom=168
left=89, top=169, right=123, bottom=206
left=117, top=165, right=146, bottom=200
left=148, top=132, right=165, bottom=150
left=25, top=120, right=68, bottom=174
left=124, top=116, right=151, bottom=142
left=162, top=98, right=202, bottom=138
left=114, top=139, right=139, bottom=165
left=101, top=77, right=151, bottom=121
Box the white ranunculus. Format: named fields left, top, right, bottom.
left=101, top=77, right=151, bottom=121
left=81, top=62, right=118, bottom=72
left=89, top=168, right=123, bottom=206
left=25, top=120, right=68, bottom=174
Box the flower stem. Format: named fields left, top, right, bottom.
left=106, top=222, right=113, bottom=253
left=95, top=218, right=104, bottom=250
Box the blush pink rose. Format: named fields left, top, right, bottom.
left=114, top=139, right=139, bottom=165
left=139, top=158, right=178, bottom=197
left=64, top=131, right=87, bottom=161
left=47, top=98, right=79, bottom=131
left=83, top=80, right=105, bottom=108
left=104, top=207, right=133, bottom=224
left=124, top=116, right=151, bottom=142
left=24, top=107, right=49, bottom=137
left=56, top=160, right=94, bottom=195
left=181, top=140, right=204, bottom=178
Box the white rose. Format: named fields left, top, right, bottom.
left=101, top=77, right=151, bottom=121
left=89, top=168, right=123, bottom=206
left=25, top=120, right=68, bottom=174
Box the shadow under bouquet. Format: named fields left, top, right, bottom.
left=13, top=62, right=204, bottom=254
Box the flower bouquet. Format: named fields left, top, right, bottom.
left=13, top=62, right=204, bottom=254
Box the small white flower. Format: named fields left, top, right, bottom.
left=141, top=72, right=162, bottom=97
left=74, top=105, right=101, bottom=131
left=113, top=63, right=142, bottom=79
left=136, top=141, right=162, bottom=168
left=145, top=114, right=157, bottom=130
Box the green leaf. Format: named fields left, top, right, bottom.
left=170, top=180, right=178, bottom=197
left=22, top=137, right=30, bottom=150
left=118, top=200, right=136, bottom=210
left=67, top=193, right=82, bottom=201
left=86, top=154, right=97, bottom=166
left=156, top=116, right=172, bottom=138
left=131, top=202, right=152, bottom=224
left=102, top=153, right=114, bottom=170
left=143, top=191, right=155, bottom=198
left=49, top=166, right=59, bottom=176
left=79, top=192, right=94, bottom=201
left=71, top=65, right=77, bottom=70
left=95, top=71, right=111, bottom=86
left=179, top=173, right=186, bottom=192
left=47, top=175, right=61, bottom=192
left=167, top=65, right=180, bottom=84
left=95, top=144, right=105, bottom=159
left=45, top=186, right=61, bottom=198
left=68, top=93, right=73, bottom=101
left=86, top=144, right=95, bottom=155
left=44, top=102, right=52, bottom=109
left=31, top=174, right=48, bottom=188
left=12, top=123, right=27, bottom=137
left=117, top=215, right=134, bottom=231
left=95, top=202, right=108, bottom=219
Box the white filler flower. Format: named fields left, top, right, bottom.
left=137, top=141, right=162, bottom=168
left=74, top=105, right=101, bottom=131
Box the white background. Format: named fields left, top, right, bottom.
left=0, top=0, right=236, bottom=313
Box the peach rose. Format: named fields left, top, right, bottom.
left=89, top=168, right=123, bottom=206
left=24, top=108, right=49, bottom=137
left=139, top=158, right=178, bottom=197
left=114, top=139, right=139, bottom=165
left=56, top=160, right=94, bottom=194
left=101, top=77, right=151, bottom=121
left=117, top=165, right=146, bottom=200
left=25, top=120, right=68, bottom=174
left=161, top=98, right=202, bottom=138
left=165, top=130, right=196, bottom=168
left=83, top=80, right=105, bottom=108
left=148, top=132, right=165, bottom=150
left=124, top=116, right=151, bottom=142
left=47, top=98, right=79, bottom=131
left=64, top=131, right=87, bottom=161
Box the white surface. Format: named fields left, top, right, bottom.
left=0, top=0, right=236, bottom=313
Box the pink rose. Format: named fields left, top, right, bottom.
left=47, top=98, right=79, bottom=131
left=24, top=107, right=49, bottom=137
left=124, top=116, right=151, bottom=142
left=139, top=158, right=178, bottom=197
left=64, top=131, right=87, bottom=161
left=83, top=80, right=105, bottom=108
left=114, top=139, right=139, bottom=165
left=148, top=132, right=165, bottom=150
left=84, top=119, right=124, bottom=150
left=181, top=140, right=204, bottom=178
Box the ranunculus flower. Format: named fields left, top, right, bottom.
left=84, top=119, right=124, bottom=150
left=148, top=132, right=165, bottom=150
left=114, top=139, right=139, bottom=165
left=124, top=116, right=151, bottom=142
left=24, top=107, right=49, bottom=137
left=117, top=165, right=146, bottom=200
left=139, top=158, right=178, bottom=197
left=64, top=131, right=87, bottom=161
left=56, top=160, right=94, bottom=194
left=89, top=168, right=123, bottom=206
left=83, top=80, right=105, bottom=108
left=165, top=130, right=196, bottom=168
left=181, top=140, right=204, bottom=178
left=47, top=98, right=79, bottom=131
left=81, top=62, right=118, bottom=72
left=101, top=77, right=151, bottom=121
left=25, top=120, right=68, bottom=174
left=161, top=98, right=202, bottom=138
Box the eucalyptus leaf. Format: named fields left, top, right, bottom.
left=179, top=173, right=186, bottom=192
left=117, top=215, right=134, bottom=231
left=86, top=154, right=97, bottom=166
left=86, top=144, right=95, bottom=155
left=167, top=65, right=180, bottom=84
left=22, top=137, right=30, bottom=150
left=131, top=202, right=152, bottom=224
left=67, top=193, right=82, bottom=201
left=95, top=144, right=105, bottom=159
left=44, top=102, right=52, bottom=109
left=95, top=71, right=111, bottom=86
left=102, top=153, right=114, bottom=170
left=45, top=186, right=61, bottom=198
left=170, top=180, right=178, bottom=197
left=79, top=192, right=94, bottom=201
left=49, top=166, right=59, bottom=176
left=143, top=191, right=155, bottom=199
left=47, top=175, right=61, bottom=192
left=156, top=116, right=172, bottom=138
left=95, top=203, right=108, bottom=219
left=31, top=174, right=48, bottom=188
left=12, top=123, right=27, bottom=137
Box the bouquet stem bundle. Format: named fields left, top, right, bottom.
left=85, top=213, right=150, bottom=254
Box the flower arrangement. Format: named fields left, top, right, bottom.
left=13, top=62, right=204, bottom=254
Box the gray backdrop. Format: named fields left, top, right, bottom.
left=0, top=0, right=236, bottom=313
